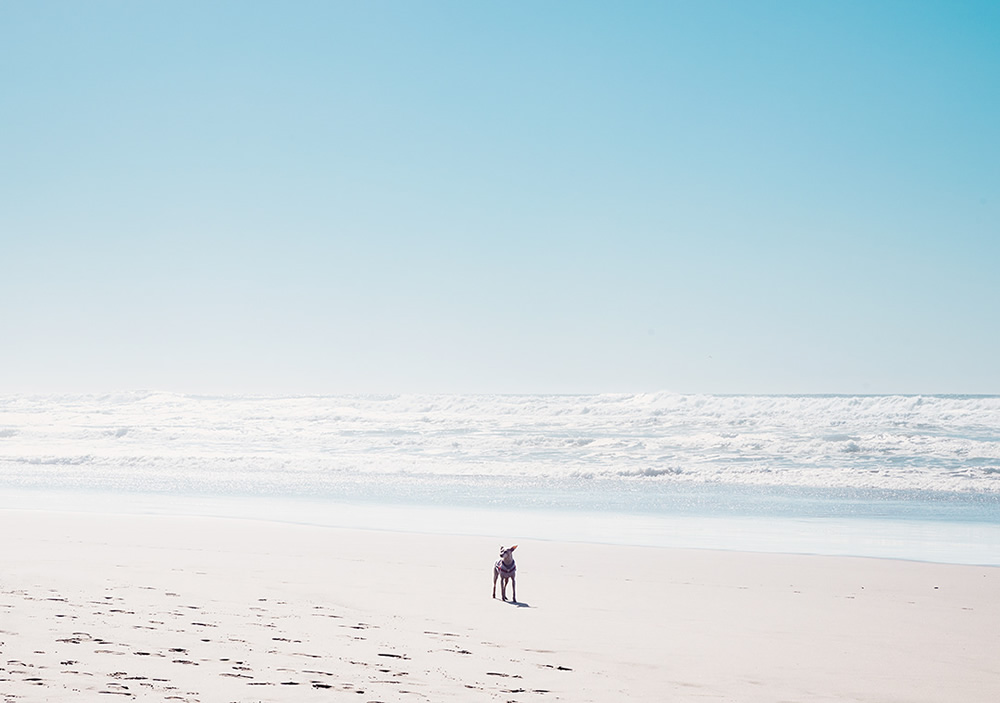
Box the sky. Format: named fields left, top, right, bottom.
left=1, top=1, right=998, bottom=395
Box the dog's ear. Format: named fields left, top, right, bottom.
left=510, top=545, right=518, bottom=551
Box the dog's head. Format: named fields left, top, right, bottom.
left=499, top=545, right=517, bottom=559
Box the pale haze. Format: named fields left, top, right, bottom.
left=2, top=1, right=997, bottom=395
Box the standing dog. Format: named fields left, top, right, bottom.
left=492, top=545, right=517, bottom=603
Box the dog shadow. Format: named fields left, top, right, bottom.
left=504, top=600, right=531, bottom=608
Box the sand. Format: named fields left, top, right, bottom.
left=2, top=509, right=998, bottom=702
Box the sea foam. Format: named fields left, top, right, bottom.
left=1, top=392, right=998, bottom=495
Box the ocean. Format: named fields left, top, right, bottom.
left=2, top=392, right=999, bottom=565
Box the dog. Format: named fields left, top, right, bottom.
left=492, top=545, right=517, bottom=603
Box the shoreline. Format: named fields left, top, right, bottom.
left=4, top=486, right=1000, bottom=567
left=3, top=508, right=1000, bottom=702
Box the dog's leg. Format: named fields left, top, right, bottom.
left=511, top=576, right=516, bottom=604
left=492, top=566, right=499, bottom=598
left=501, top=576, right=508, bottom=601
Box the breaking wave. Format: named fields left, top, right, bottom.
left=1, top=392, right=999, bottom=494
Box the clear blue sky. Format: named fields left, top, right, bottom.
left=2, top=1, right=997, bottom=395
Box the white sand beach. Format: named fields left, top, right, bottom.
left=2, top=509, right=998, bottom=702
